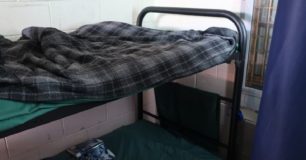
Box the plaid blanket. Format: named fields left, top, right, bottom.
left=0, top=21, right=237, bottom=102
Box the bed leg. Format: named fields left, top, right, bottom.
left=227, top=58, right=245, bottom=160
left=137, top=93, right=143, bottom=120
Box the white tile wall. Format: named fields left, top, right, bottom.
left=217, top=63, right=235, bottom=81
left=196, top=63, right=235, bottom=98
left=0, top=139, right=9, bottom=160
left=40, top=120, right=65, bottom=142
left=4, top=120, right=62, bottom=157
left=132, top=0, right=155, bottom=24
left=101, top=0, right=134, bottom=23
left=6, top=120, right=61, bottom=157
left=86, top=119, right=117, bottom=139
left=86, top=111, right=137, bottom=139
left=63, top=104, right=107, bottom=135
left=0, top=2, right=51, bottom=36
left=106, top=96, right=136, bottom=121
left=50, top=0, right=102, bottom=31
left=0, top=0, right=135, bottom=38
left=175, top=75, right=196, bottom=88
left=10, top=149, right=40, bottom=160
left=38, top=137, right=71, bottom=159
left=62, top=130, right=89, bottom=149
left=154, top=0, right=242, bottom=12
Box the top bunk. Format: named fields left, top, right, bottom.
left=0, top=6, right=247, bottom=103
left=0, top=19, right=238, bottom=102
left=0, top=6, right=247, bottom=146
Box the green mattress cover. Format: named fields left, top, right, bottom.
left=47, top=120, right=220, bottom=160
left=0, top=99, right=96, bottom=132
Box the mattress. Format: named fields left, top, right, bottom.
left=47, top=120, right=220, bottom=160
left=0, top=99, right=97, bottom=132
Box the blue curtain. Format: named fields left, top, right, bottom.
left=252, top=0, right=306, bottom=160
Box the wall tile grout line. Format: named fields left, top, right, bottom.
left=47, top=1, right=53, bottom=28
left=62, top=118, right=67, bottom=136
left=105, top=104, right=109, bottom=121
left=60, top=119, right=65, bottom=138
left=4, top=137, right=11, bottom=159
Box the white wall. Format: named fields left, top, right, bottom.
left=0, top=0, right=134, bottom=39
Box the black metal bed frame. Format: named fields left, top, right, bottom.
left=136, top=7, right=247, bottom=160
left=0, top=6, right=246, bottom=160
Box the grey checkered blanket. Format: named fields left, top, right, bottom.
left=0, top=21, right=237, bottom=102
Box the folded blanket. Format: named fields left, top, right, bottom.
left=0, top=21, right=237, bottom=102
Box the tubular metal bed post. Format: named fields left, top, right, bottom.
left=137, top=93, right=143, bottom=120
left=136, top=7, right=247, bottom=160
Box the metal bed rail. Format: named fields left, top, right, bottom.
left=136, top=6, right=247, bottom=160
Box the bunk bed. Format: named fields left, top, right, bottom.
left=0, top=6, right=246, bottom=160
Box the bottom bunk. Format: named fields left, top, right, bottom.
left=46, top=120, right=220, bottom=160
left=46, top=82, right=222, bottom=160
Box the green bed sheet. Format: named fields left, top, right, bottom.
left=0, top=99, right=96, bottom=132
left=47, top=120, right=220, bottom=160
